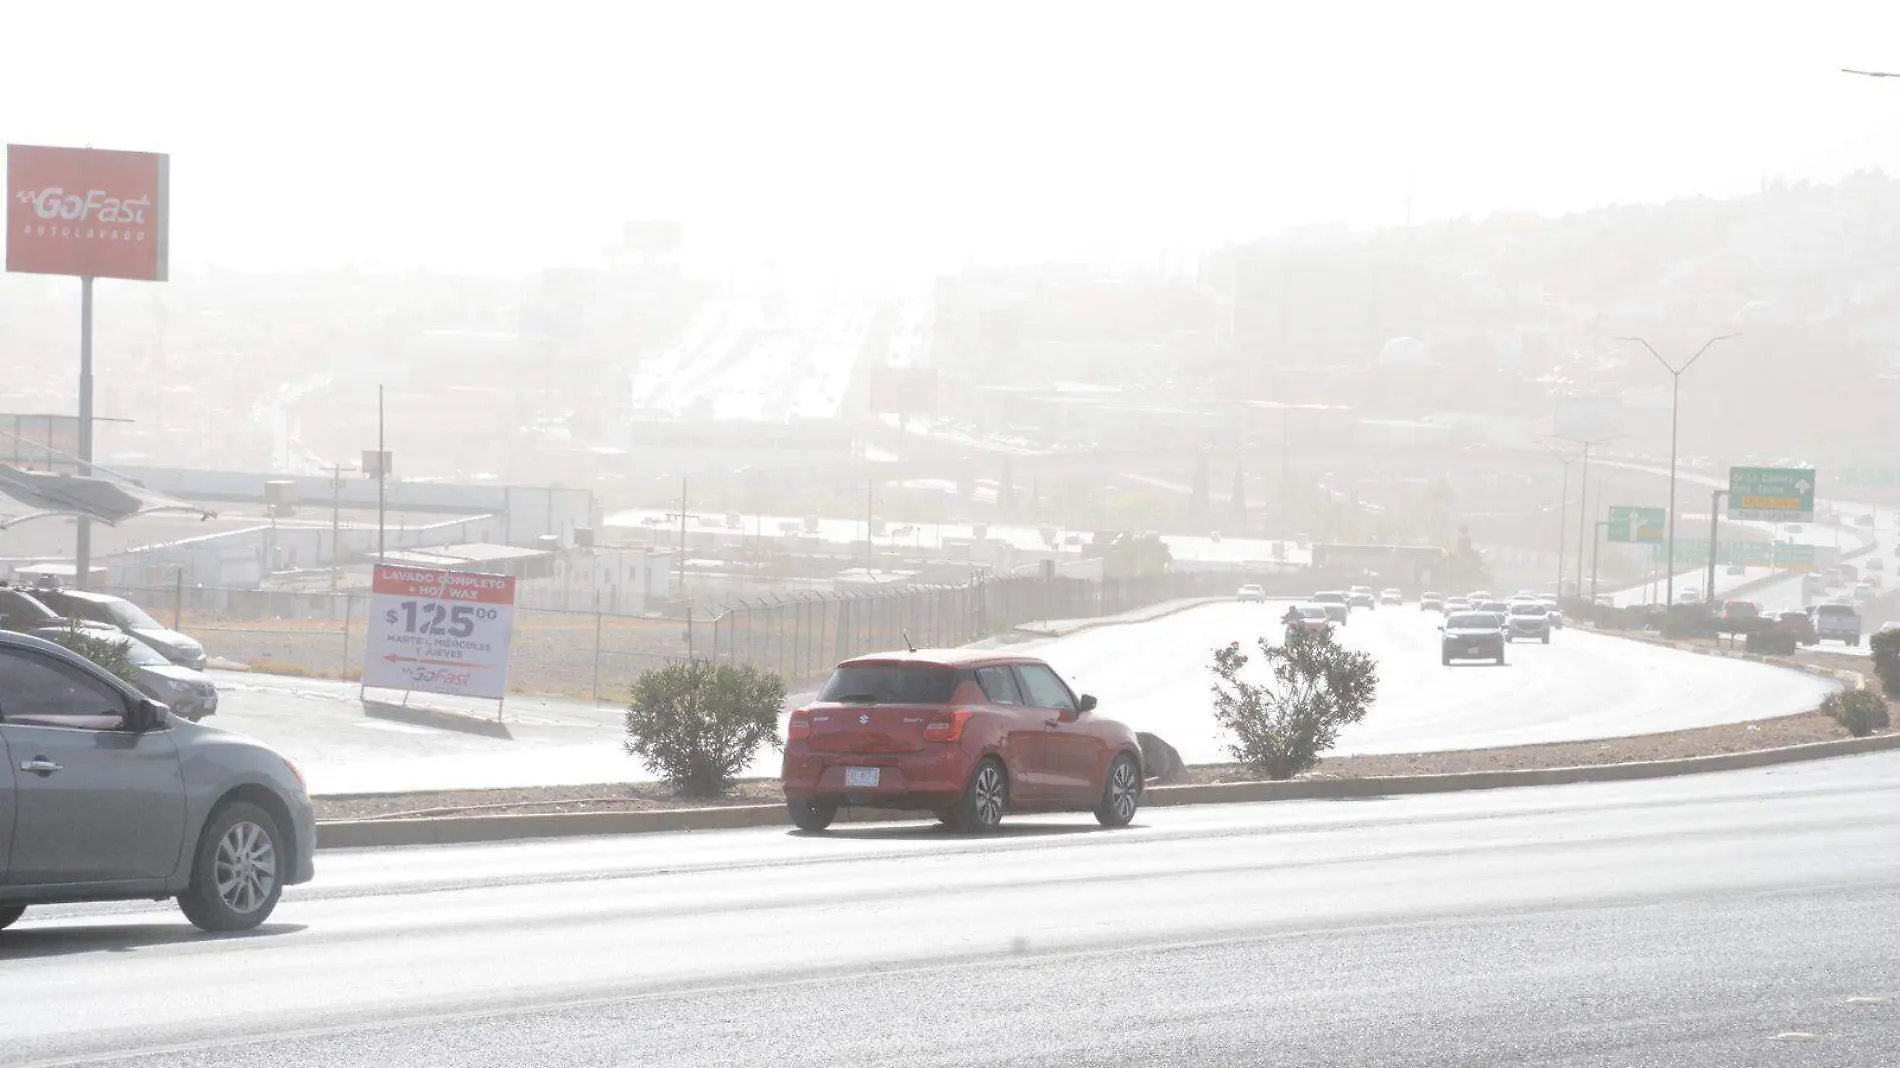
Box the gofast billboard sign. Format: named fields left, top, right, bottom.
left=7, top=144, right=169, bottom=281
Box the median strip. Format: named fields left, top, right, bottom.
left=313, top=709, right=1896, bottom=850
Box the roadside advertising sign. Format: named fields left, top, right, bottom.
left=1727, top=466, right=1815, bottom=522
left=362, top=565, right=516, bottom=700
left=1607, top=505, right=1665, bottom=544
left=7, top=144, right=169, bottom=281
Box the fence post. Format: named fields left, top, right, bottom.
left=592, top=605, right=603, bottom=704
left=173, top=568, right=184, bottom=630
left=774, top=595, right=786, bottom=680
left=341, top=593, right=353, bottom=679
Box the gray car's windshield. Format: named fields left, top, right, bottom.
left=105, top=599, right=164, bottom=630
left=1447, top=613, right=1502, bottom=629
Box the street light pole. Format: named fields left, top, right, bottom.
left=1549, top=434, right=1620, bottom=597
left=1616, top=334, right=1739, bottom=606
left=1706, top=488, right=1727, bottom=606
left=1539, top=444, right=1574, bottom=597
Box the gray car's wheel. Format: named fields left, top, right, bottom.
left=1094, top=754, right=1142, bottom=828
left=787, top=799, right=836, bottom=832
left=948, top=758, right=1008, bottom=833
left=1541, top=632, right=1551, bottom=645
left=178, top=801, right=285, bottom=933
left=0, top=904, right=25, bottom=931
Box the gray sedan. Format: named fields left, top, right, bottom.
left=0, top=630, right=314, bottom=933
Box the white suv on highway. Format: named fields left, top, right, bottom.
left=1809, top=603, right=1862, bottom=646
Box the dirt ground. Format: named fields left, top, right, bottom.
left=314, top=707, right=1870, bottom=822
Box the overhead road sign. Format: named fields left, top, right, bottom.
left=1607, top=505, right=1665, bottom=544
left=1728, top=467, right=1815, bottom=522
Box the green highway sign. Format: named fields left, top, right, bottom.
left=1841, top=466, right=1900, bottom=487
left=1607, top=505, right=1666, bottom=544
left=1648, top=539, right=1815, bottom=571
left=1728, top=466, right=1815, bottom=522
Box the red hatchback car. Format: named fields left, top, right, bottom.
left=782, top=649, right=1143, bottom=833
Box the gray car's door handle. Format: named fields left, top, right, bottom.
left=21, top=757, right=63, bottom=774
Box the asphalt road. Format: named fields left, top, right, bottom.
left=4, top=752, right=1895, bottom=1066
left=1030, top=599, right=1835, bottom=763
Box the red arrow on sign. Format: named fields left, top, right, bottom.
left=382, top=654, right=485, bottom=668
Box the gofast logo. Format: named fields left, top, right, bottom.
left=15, top=187, right=151, bottom=225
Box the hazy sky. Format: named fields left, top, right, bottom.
left=6, top=0, right=1900, bottom=279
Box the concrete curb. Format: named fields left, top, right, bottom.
left=314, top=730, right=1900, bottom=851
left=1583, top=626, right=1867, bottom=690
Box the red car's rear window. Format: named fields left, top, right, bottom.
left=818, top=663, right=958, bottom=704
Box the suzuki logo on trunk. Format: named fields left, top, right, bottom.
left=859, top=714, right=870, bottom=725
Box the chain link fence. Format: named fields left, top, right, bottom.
left=98, top=570, right=1244, bottom=703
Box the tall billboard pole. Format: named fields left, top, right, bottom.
left=7, top=144, right=170, bottom=589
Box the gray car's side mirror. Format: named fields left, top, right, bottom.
left=128, top=697, right=169, bottom=732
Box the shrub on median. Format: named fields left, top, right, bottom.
left=624, top=660, right=786, bottom=798
left=1871, top=628, right=1900, bottom=700
left=1208, top=627, right=1379, bottom=780
left=1820, top=688, right=1891, bottom=738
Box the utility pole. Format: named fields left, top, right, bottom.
left=1706, top=488, right=1728, bottom=605
left=664, top=477, right=696, bottom=596
left=377, top=384, right=387, bottom=563
left=1549, top=435, right=1619, bottom=597
left=866, top=479, right=877, bottom=576
left=74, top=276, right=96, bottom=589
left=1617, top=334, right=1738, bottom=605
left=1591, top=519, right=1608, bottom=601
left=1540, top=444, right=1575, bottom=597
left=327, top=463, right=346, bottom=593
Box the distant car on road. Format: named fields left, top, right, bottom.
left=1312, top=591, right=1351, bottom=624
left=1726, top=563, right=1746, bottom=576
left=0, top=586, right=120, bottom=637
left=0, top=630, right=313, bottom=934
left=1869, top=557, right=1886, bottom=573
left=103, top=633, right=220, bottom=722
left=1538, top=598, right=1564, bottom=629
left=780, top=649, right=1142, bottom=833
left=1379, top=588, right=1403, bottom=606
left=1679, top=589, right=1701, bottom=605
left=1419, top=592, right=1443, bottom=612
left=1284, top=604, right=1332, bottom=638
left=1853, top=582, right=1875, bottom=602
left=29, top=587, right=207, bottom=670
left=1236, top=584, right=1265, bottom=603
left=1348, top=586, right=1377, bottom=610
left=1505, top=602, right=1552, bottom=644
left=1442, top=596, right=1470, bottom=614
left=1441, top=611, right=1507, bottom=666
left=1809, top=603, right=1862, bottom=646
left=1477, top=600, right=1511, bottom=616
left=1770, top=610, right=1817, bottom=646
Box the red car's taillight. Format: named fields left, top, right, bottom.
left=787, top=708, right=812, bottom=742
left=923, top=708, right=972, bottom=742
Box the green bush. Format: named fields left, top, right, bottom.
left=43, top=624, right=146, bottom=689
left=624, top=660, right=786, bottom=798
left=1870, top=628, right=1900, bottom=700
left=1208, top=627, right=1379, bottom=780
left=1820, top=688, right=1891, bottom=739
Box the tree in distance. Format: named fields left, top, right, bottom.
left=624, top=660, right=786, bottom=798
left=1208, top=627, right=1379, bottom=779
